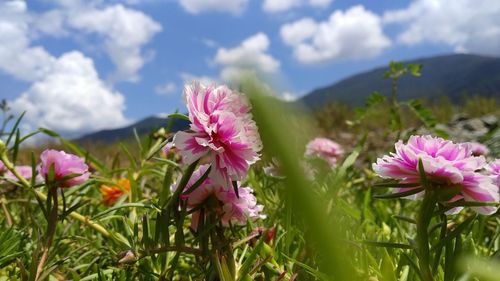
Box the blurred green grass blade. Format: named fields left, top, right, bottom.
left=242, top=78, right=354, bottom=280
left=5, top=111, right=25, bottom=146
left=458, top=257, right=500, bottom=281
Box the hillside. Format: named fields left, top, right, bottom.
left=300, top=54, right=500, bottom=107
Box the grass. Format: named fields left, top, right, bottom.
left=0, top=78, right=499, bottom=280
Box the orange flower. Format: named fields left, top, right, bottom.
left=100, top=178, right=131, bottom=205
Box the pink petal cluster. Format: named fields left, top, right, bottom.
left=39, top=149, right=90, bottom=188
left=173, top=164, right=265, bottom=230
left=486, top=159, right=500, bottom=187
left=373, top=135, right=499, bottom=215
left=5, top=165, right=43, bottom=183
left=466, top=142, right=490, bottom=156
left=305, top=137, right=344, bottom=167
left=174, top=82, right=262, bottom=187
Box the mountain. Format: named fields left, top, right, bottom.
left=300, top=54, right=500, bottom=108
left=76, top=54, right=500, bottom=143
left=75, top=116, right=190, bottom=144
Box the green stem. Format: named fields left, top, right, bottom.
left=416, top=190, right=436, bottom=281
left=35, top=187, right=58, bottom=281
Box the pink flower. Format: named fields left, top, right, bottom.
left=172, top=164, right=265, bottom=230
left=486, top=159, right=500, bottom=187
left=305, top=137, right=344, bottom=167
left=0, top=161, right=5, bottom=174
left=466, top=142, right=490, bottom=156
left=39, top=150, right=90, bottom=188
left=174, top=82, right=262, bottom=187
left=373, top=135, right=499, bottom=215
left=4, top=165, right=42, bottom=183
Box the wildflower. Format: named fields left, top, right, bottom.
left=4, top=165, right=42, bottom=183
left=467, top=141, right=489, bottom=156
left=100, top=178, right=131, bottom=205
left=172, top=164, right=264, bottom=230
left=39, top=149, right=90, bottom=188
left=305, top=137, right=344, bottom=167
left=263, top=158, right=285, bottom=179
left=373, top=135, right=498, bottom=215
left=174, top=82, right=262, bottom=187
left=485, top=159, right=500, bottom=187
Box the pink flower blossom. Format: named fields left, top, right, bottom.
left=466, top=142, right=490, bottom=156
left=39, top=150, right=90, bottom=188
left=373, top=135, right=499, bottom=215
left=486, top=159, right=500, bottom=187
left=305, top=137, right=344, bottom=167
left=4, top=165, right=42, bottom=183
left=172, top=164, right=265, bottom=230
left=174, top=82, right=262, bottom=187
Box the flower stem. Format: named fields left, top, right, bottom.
left=416, top=190, right=436, bottom=281
left=35, top=186, right=58, bottom=281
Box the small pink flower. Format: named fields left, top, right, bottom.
left=39, top=150, right=90, bottom=188
left=373, top=135, right=498, bottom=215
left=305, top=137, right=344, bottom=167
left=466, top=142, right=490, bottom=156
left=4, top=165, right=42, bottom=183
left=174, top=82, right=262, bottom=187
left=172, top=164, right=264, bottom=230
left=485, top=159, right=500, bottom=187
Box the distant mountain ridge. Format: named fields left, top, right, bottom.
left=75, top=116, right=189, bottom=144
left=76, top=54, right=500, bottom=143
left=300, top=54, right=500, bottom=107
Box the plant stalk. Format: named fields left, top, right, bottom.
left=416, top=190, right=436, bottom=281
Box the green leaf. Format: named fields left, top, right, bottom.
left=407, top=64, right=422, bottom=77
left=237, top=235, right=266, bottom=280
left=92, top=203, right=154, bottom=220
left=6, top=111, right=25, bottom=146
left=168, top=113, right=189, bottom=121
left=407, top=99, right=437, bottom=128
left=182, top=165, right=211, bottom=195
left=432, top=215, right=476, bottom=251
left=38, top=127, right=60, bottom=137
left=362, top=241, right=413, bottom=249
left=365, top=91, right=386, bottom=107
left=373, top=187, right=424, bottom=199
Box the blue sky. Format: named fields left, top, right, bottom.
left=1, top=0, right=499, bottom=137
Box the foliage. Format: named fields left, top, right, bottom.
left=0, top=63, right=499, bottom=281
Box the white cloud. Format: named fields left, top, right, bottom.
left=384, top=0, right=500, bottom=56
left=10, top=51, right=129, bottom=137
left=66, top=4, right=162, bottom=82
left=213, top=32, right=280, bottom=82
left=280, top=5, right=390, bottom=64
left=178, top=0, right=248, bottom=15
left=1, top=1, right=132, bottom=137
left=282, top=91, right=298, bottom=101
left=180, top=72, right=218, bottom=86
left=0, top=1, right=55, bottom=81
left=262, top=0, right=333, bottom=13
left=155, top=82, right=177, bottom=95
